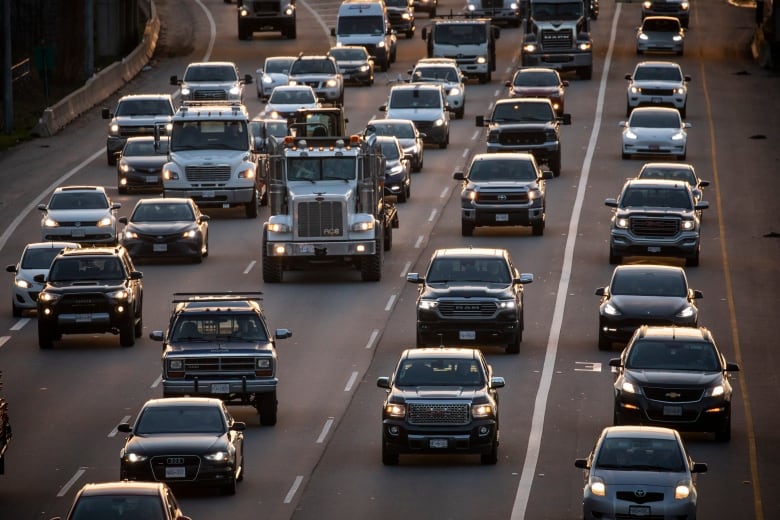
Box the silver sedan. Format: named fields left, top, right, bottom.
left=620, top=106, right=690, bottom=160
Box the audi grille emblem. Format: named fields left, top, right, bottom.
left=166, top=457, right=185, bottom=465
left=665, top=392, right=681, bottom=399
left=75, top=222, right=82, bottom=227
left=634, top=489, right=647, bottom=498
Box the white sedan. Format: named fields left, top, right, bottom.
left=620, top=106, right=690, bottom=160
left=255, top=56, right=296, bottom=100
left=262, top=85, right=319, bottom=120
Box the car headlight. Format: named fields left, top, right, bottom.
left=680, top=1, right=690, bottom=10
left=528, top=188, right=541, bottom=201
left=168, top=359, right=183, bottom=370
left=672, top=132, right=685, bottom=141
left=676, top=305, right=695, bottom=318
left=675, top=482, right=692, bottom=499
left=433, top=118, right=444, bottom=127
left=498, top=300, right=516, bottom=309
left=267, top=222, right=290, bottom=233
left=466, top=4, right=475, bottom=11
left=624, top=130, right=638, bottom=140
left=476, top=56, right=486, bottom=64
left=621, top=381, right=637, bottom=394
left=119, top=162, right=132, bottom=173
left=284, top=5, right=294, bottom=16
left=204, top=451, right=229, bottom=462
left=630, top=86, right=640, bottom=94
left=38, top=291, right=60, bottom=303
left=589, top=476, right=606, bottom=497
left=239, top=167, right=256, bottom=179
left=707, top=384, right=725, bottom=397
left=124, top=230, right=139, bottom=239
left=229, top=86, right=241, bottom=96
left=385, top=403, right=406, bottom=418
left=639, top=33, right=649, bottom=41
left=464, top=189, right=477, bottom=201
left=418, top=299, right=438, bottom=310
left=523, top=43, right=537, bottom=53
left=642, top=0, right=652, bottom=8
left=43, top=217, right=60, bottom=228
left=182, top=229, right=198, bottom=239
left=401, top=13, right=411, bottom=20
left=359, top=64, right=369, bottom=72
left=125, top=453, right=148, bottom=463
left=262, top=75, right=274, bottom=84
left=510, top=2, right=519, bottom=9
left=326, top=79, right=338, bottom=87
left=107, top=289, right=130, bottom=300
left=603, top=302, right=621, bottom=316
left=97, top=216, right=114, bottom=228
left=471, top=404, right=494, bottom=418
left=578, top=41, right=592, bottom=51
left=675, top=87, right=686, bottom=95
left=163, top=167, right=179, bottom=181
left=14, top=278, right=33, bottom=289
left=109, top=123, right=120, bottom=136
left=377, top=40, right=385, bottom=48
left=449, top=87, right=461, bottom=96
left=673, top=35, right=683, bottom=42
left=351, top=216, right=375, bottom=232
left=181, top=87, right=191, bottom=96
left=615, top=217, right=629, bottom=229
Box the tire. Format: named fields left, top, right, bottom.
left=461, top=220, right=474, bottom=237
left=12, top=302, right=22, bottom=318
left=262, top=252, right=283, bottom=283
left=608, top=247, right=621, bottom=265
left=479, top=73, right=489, bottom=85
left=405, top=181, right=411, bottom=201
left=258, top=392, right=278, bottom=426
left=383, top=223, right=393, bottom=252
left=202, top=236, right=209, bottom=258
left=221, top=477, right=237, bottom=495
left=117, top=182, right=128, bottom=195
left=685, top=248, right=700, bottom=267
left=382, top=443, right=399, bottom=466
left=506, top=333, right=520, bottom=354
left=107, top=151, right=117, bottom=166
left=439, top=132, right=449, bottom=149
left=676, top=152, right=687, bottom=161
left=714, top=413, right=731, bottom=442
left=238, top=23, right=251, bottom=41
left=245, top=192, right=258, bottom=218
left=119, top=319, right=135, bottom=347
left=397, top=186, right=407, bottom=203
left=531, top=218, right=545, bottom=236
left=480, top=441, right=498, bottom=465
left=361, top=240, right=383, bottom=282
left=549, top=152, right=562, bottom=177
left=286, top=23, right=297, bottom=39
left=626, top=103, right=632, bottom=118
left=416, top=329, right=425, bottom=348
left=38, top=321, right=54, bottom=349
left=680, top=104, right=687, bottom=119
left=598, top=332, right=611, bottom=351
left=134, top=312, right=143, bottom=338
left=621, top=151, right=630, bottom=160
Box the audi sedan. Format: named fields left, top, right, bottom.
left=620, top=106, right=690, bottom=160
left=118, top=397, right=245, bottom=495
left=119, top=198, right=209, bottom=263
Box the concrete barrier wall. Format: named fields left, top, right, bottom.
left=32, top=2, right=160, bottom=137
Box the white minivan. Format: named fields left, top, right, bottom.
left=331, top=0, right=397, bottom=72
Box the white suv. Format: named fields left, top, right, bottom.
left=38, top=186, right=121, bottom=245
left=379, top=84, right=451, bottom=148
left=409, top=58, right=466, bottom=119
left=625, top=60, right=690, bottom=118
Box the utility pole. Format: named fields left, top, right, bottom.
left=2, top=0, right=12, bottom=133
left=85, top=0, right=94, bottom=80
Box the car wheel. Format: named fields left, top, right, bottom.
left=598, top=332, right=611, bottom=351
left=680, top=104, right=687, bottom=119
left=12, top=302, right=22, bottom=318
left=382, top=443, right=399, bottom=466
left=221, top=477, right=237, bottom=495
left=506, top=333, right=520, bottom=354
left=461, top=220, right=474, bottom=237
left=416, top=329, right=425, bottom=348
left=134, top=313, right=143, bottom=338
left=119, top=319, right=135, bottom=347
left=257, top=391, right=278, bottom=426
left=685, top=248, right=700, bottom=267
left=714, top=413, right=731, bottom=442
left=676, top=152, right=687, bottom=161
left=531, top=218, right=545, bottom=236
left=550, top=152, right=562, bottom=177
left=107, top=151, right=117, bottom=166
left=38, top=321, right=54, bottom=349
left=405, top=180, right=411, bottom=201
left=397, top=187, right=407, bottom=203
left=608, top=247, right=621, bottom=265
left=626, top=103, right=632, bottom=118
left=245, top=192, right=258, bottom=219
left=613, top=408, right=621, bottom=426
left=383, top=223, right=393, bottom=251
left=202, top=236, right=209, bottom=258
left=621, top=151, right=630, bottom=160
left=480, top=441, right=498, bottom=465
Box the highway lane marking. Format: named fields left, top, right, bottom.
left=284, top=475, right=304, bottom=503
left=0, top=337, right=9, bottom=349
left=471, top=130, right=481, bottom=141
left=299, top=0, right=335, bottom=40
left=150, top=375, right=161, bottom=389
left=461, top=147, right=470, bottom=158
left=57, top=467, right=87, bottom=497
left=365, top=329, right=379, bottom=350
left=316, top=418, right=334, bottom=444
left=10, top=318, right=29, bottom=331
left=440, top=187, right=450, bottom=199
left=428, top=209, right=437, bottom=221
left=344, top=371, right=359, bottom=392
left=510, top=6, right=623, bottom=520
left=243, top=260, right=256, bottom=274
left=384, top=294, right=397, bottom=312
left=400, top=261, right=411, bottom=277
left=108, top=415, right=132, bottom=438
left=415, top=235, right=424, bottom=248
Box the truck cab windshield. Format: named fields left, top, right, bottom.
left=531, top=2, right=584, bottom=21
left=435, top=24, right=486, bottom=45
left=171, top=121, right=249, bottom=151
left=288, top=157, right=357, bottom=181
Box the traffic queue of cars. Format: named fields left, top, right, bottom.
left=3, top=0, right=734, bottom=518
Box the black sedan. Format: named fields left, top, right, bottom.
left=117, top=136, right=169, bottom=194
left=118, top=397, right=245, bottom=495
left=595, top=264, right=701, bottom=350
left=119, top=198, right=209, bottom=263
left=57, top=481, right=191, bottom=520
left=376, top=135, right=411, bottom=203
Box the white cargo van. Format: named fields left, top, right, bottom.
left=331, top=0, right=397, bottom=72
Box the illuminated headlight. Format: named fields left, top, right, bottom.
left=124, top=230, right=139, bottom=239
left=107, top=289, right=130, bottom=300
left=257, top=359, right=271, bottom=369
left=401, top=13, right=411, bottom=20
left=675, top=87, right=686, bottom=95
left=164, top=122, right=173, bottom=134
left=204, top=451, right=229, bottom=462
left=464, top=189, right=477, bottom=201
left=523, top=43, right=537, bottom=53
left=673, top=35, right=683, bottom=42
left=14, top=278, right=32, bottom=289
left=125, top=453, right=148, bottom=463
left=239, top=7, right=249, bottom=16
left=675, top=483, right=692, bottom=499
left=630, top=86, right=640, bottom=94
left=377, top=41, right=385, bottom=48
left=119, top=162, right=132, bottom=173
left=163, top=168, right=179, bottom=181
left=168, top=359, right=183, bottom=370
left=615, top=217, right=629, bottom=229
left=672, top=132, right=685, bottom=141
left=109, top=123, right=120, bottom=135
left=578, top=41, right=592, bottom=51
left=498, top=300, right=516, bottom=310
left=270, top=111, right=281, bottom=119
left=466, top=4, right=475, bottom=11
left=639, top=33, right=649, bottom=41
left=38, top=292, right=60, bottom=303
left=681, top=219, right=695, bottom=230
left=510, top=2, right=519, bottom=8
left=449, top=87, right=461, bottom=96
left=284, top=6, right=294, bottom=16
left=326, top=79, right=338, bottom=87
left=182, top=229, right=198, bottom=239
left=181, top=87, right=191, bottom=96
left=476, top=56, right=486, bottom=64
left=385, top=403, right=406, bottom=418
left=589, top=477, right=606, bottom=497
left=707, top=384, right=725, bottom=397
left=418, top=299, right=438, bottom=310
left=288, top=79, right=299, bottom=86
left=229, top=86, right=241, bottom=96
left=97, top=216, right=114, bottom=228
left=471, top=404, right=494, bottom=418
left=621, top=381, right=637, bottom=394
left=624, top=130, right=638, bottom=140
left=528, top=189, right=541, bottom=200
left=676, top=305, right=695, bottom=318
left=680, top=2, right=689, bottom=10
left=267, top=222, right=291, bottom=233
left=603, top=302, right=621, bottom=316
left=351, top=217, right=375, bottom=232
left=43, top=217, right=60, bottom=227
left=239, top=167, right=256, bottom=179
left=262, top=76, right=274, bottom=84
left=359, top=64, right=369, bottom=72
left=433, top=118, right=444, bottom=127
left=642, top=0, right=652, bottom=8
left=552, top=102, right=560, bottom=111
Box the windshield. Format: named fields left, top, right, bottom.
left=49, top=191, right=109, bottom=210
left=134, top=405, right=226, bottom=435
left=337, top=15, right=384, bottom=36
left=269, top=88, right=316, bottom=105
left=265, top=59, right=293, bottom=74
left=123, top=139, right=168, bottom=156
left=639, top=166, right=695, bottom=186
left=412, top=67, right=459, bottom=83
left=184, top=64, right=238, bottom=82
left=49, top=257, right=125, bottom=282
left=329, top=48, right=366, bottom=61
left=379, top=141, right=401, bottom=160
left=596, top=437, right=685, bottom=472
left=492, top=101, right=554, bottom=122
left=531, top=2, right=584, bottom=21
left=395, top=358, right=484, bottom=386
left=130, top=202, right=194, bottom=223
left=626, top=340, right=721, bottom=371
left=115, top=99, right=173, bottom=117
left=469, top=158, right=537, bottom=182
left=610, top=269, right=687, bottom=297
left=172, top=315, right=268, bottom=342
left=287, top=157, right=357, bottom=181
left=434, top=24, right=486, bottom=45
left=170, top=120, right=249, bottom=152
left=389, top=89, right=441, bottom=109
left=619, top=187, right=693, bottom=210
left=427, top=257, right=511, bottom=284
left=21, top=247, right=70, bottom=270
left=70, top=495, right=166, bottom=520
left=368, top=122, right=414, bottom=139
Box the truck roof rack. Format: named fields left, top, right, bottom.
left=172, top=292, right=264, bottom=303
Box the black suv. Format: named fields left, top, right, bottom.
left=35, top=246, right=144, bottom=348
left=454, top=152, right=552, bottom=236
left=476, top=97, right=571, bottom=176
left=610, top=326, right=739, bottom=441
left=377, top=347, right=504, bottom=465
left=605, top=179, right=708, bottom=266
left=407, top=247, right=533, bottom=354
left=149, top=293, right=292, bottom=426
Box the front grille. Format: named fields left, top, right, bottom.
left=408, top=402, right=470, bottom=425
left=638, top=87, right=675, bottom=96
left=482, top=0, right=504, bottom=8
left=57, top=220, right=99, bottom=226
left=444, top=54, right=479, bottom=66
left=119, top=126, right=156, bottom=137
left=296, top=201, right=344, bottom=238
left=629, top=217, right=680, bottom=237
left=541, top=29, right=574, bottom=50
left=150, top=455, right=201, bottom=481
left=475, top=191, right=530, bottom=204
left=137, top=232, right=180, bottom=243
left=643, top=386, right=704, bottom=402
left=181, top=357, right=261, bottom=376
left=438, top=300, right=498, bottom=318
left=497, top=130, right=547, bottom=146
left=616, top=491, right=665, bottom=504
left=192, top=89, right=228, bottom=101
left=59, top=293, right=111, bottom=313
left=185, top=166, right=231, bottom=182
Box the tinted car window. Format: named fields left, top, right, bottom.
left=135, top=406, right=226, bottom=434
left=610, top=269, right=686, bottom=296
left=22, top=248, right=63, bottom=269
left=469, top=159, right=537, bottom=181
left=70, top=495, right=166, bottom=520
left=49, top=192, right=109, bottom=210
left=634, top=66, right=682, bottom=82
left=627, top=340, right=721, bottom=371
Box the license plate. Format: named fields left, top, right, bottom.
left=651, top=97, right=662, bottom=103
left=459, top=330, right=476, bottom=341
left=145, top=176, right=158, bottom=183
left=663, top=405, right=682, bottom=416
left=495, top=214, right=509, bottom=222
left=222, top=203, right=230, bottom=208
left=429, top=439, right=448, bottom=449
left=649, top=144, right=660, bottom=151
left=153, top=243, right=168, bottom=252
left=629, top=506, right=650, bottom=517
left=647, top=246, right=661, bottom=253
left=75, top=314, right=92, bottom=323
left=165, top=466, right=186, bottom=479
left=211, top=383, right=230, bottom=394
left=300, top=244, right=315, bottom=254
left=71, top=229, right=86, bottom=238
left=202, top=190, right=215, bottom=198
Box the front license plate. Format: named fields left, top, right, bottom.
left=211, top=383, right=230, bottom=394
left=651, top=97, right=662, bottom=103
left=649, top=144, right=660, bottom=151
left=145, top=176, right=158, bottom=183
left=663, top=405, right=682, bottom=416
left=75, top=314, right=92, bottom=323
left=629, top=505, right=650, bottom=517
left=202, top=190, right=215, bottom=198
left=459, top=330, right=476, bottom=341
left=153, top=243, right=168, bottom=252
left=495, top=213, right=509, bottom=222
left=647, top=246, right=661, bottom=253
left=165, top=466, right=186, bottom=479
left=71, top=229, right=86, bottom=238
left=429, top=439, right=448, bottom=449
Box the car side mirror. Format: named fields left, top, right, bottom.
left=377, top=377, right=391, bottom=389
left=490, top=376, right=505, bottom=389
left=331, top=28, right=336, bottom=36
left=540, top=168, right=553, bottom=180
left=170, top=75, right=179, bottom=85
left=692, top=289, right=703, bottom=299
left=699, top=180, right=710, bottom=187
left=625, top=73, right=632, bottom=80
left=691, top=462, right=708, bottom=473
left=231, top=421, right=247, bottom=431
left=574, top=458, right=589, bottom=469
left=609, top=358, right=622, bottom=368
left=149, top=330, right=164, bottom=341
left=117, top=423, right=132, bottom=433
left=605, top=198, right=618, bottom=208
left=119, top=216, right=128, bottom=225
left=406, top=272, right=423, bottom=284
left=726, top=362, right=740, bottom=372
left=517, top=273, right=533, bottom=284
left=475, top=115, right=486, bottom=127
left=562, top=80, right=569, bottom=87
left=275, top=328, right=292, bottom=340
left=130, top=271, right=143, bottom=280
left=101, top=107, right=111, bottom=119
left=595, top=287, right=605, bottom=296
left=560, top=113, right=572, bottom=125
left=695, top=201, right=709, bottom=211
left=6, top=264, right=17, bottom=273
